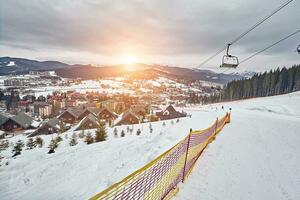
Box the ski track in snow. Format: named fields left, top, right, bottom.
left=1, top=92, right=300, bottom=199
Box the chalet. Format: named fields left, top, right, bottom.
left=75, top=114, right=99, bottom=130
left=155, top=105, right=187, bottom=120
left=130, top=104, right=150, bottom=118
left=0, top=112, right=37, bottom=132
left=58, top=108, right=82, bottom=124
left=29, top=118, right=60, bottom=137
left=77, top=107, right=99, bottom=121
left=115, top=111, right=140, bottom=126
left=97, top=107, right=118, bottom=122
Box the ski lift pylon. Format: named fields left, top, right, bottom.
left=220, top=43, right=239, bottom=68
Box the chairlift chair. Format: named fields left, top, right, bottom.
left=297, top=44, right=300, bottom=54
left=220, top=43, right=239, bottom=68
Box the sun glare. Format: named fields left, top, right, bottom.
left=122, top=55, right=138, bottom=65
left=121, top=55, right=138, bottom=71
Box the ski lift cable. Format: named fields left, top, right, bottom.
left=239, top=29, right=300, bottom=64
left=197, top=0, right=294, bottom=68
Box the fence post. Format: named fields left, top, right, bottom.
left=214, top=118, right=218, bottom=135
left=182, top=128, right=192, bottom=183
left=227, top=110, right=231, bottom=123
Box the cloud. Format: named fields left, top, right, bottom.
left=0, top=0, right=299, bottom=70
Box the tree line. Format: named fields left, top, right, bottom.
left=201, top=64, right=300, bottom=104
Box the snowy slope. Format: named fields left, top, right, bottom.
left=0, top=110, right=224, bottom=200
left=175, top=92, right=300, bottom=200
left=1, top=92, right=300, bottom=200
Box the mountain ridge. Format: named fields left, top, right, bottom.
left=0, top=56, right=248, bottom=84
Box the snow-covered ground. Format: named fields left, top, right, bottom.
left=0, top=109, right=224, bottom=200
left=1, top=92, right=300, bottom=200
left=175, top=92, right=300, bottom=200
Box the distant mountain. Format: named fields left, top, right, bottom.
left=228, top=71, right=257, bottom=79
left=0, top=57, right=249, bottom=84
left=152, top=65, right=246, bottom=84
left=0, top=57, right=72, bottom=74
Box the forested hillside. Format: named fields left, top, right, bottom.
left=204, top=64, right=300, bottom=103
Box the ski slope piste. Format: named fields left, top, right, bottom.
left=90, top=112, right=231, bottom=199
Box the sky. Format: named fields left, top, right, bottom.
left=0, top=0, right=299, bottom=72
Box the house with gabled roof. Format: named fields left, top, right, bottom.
left=155, top=105, right=187, bottom=120
left=58, top=108, right=83, bottom=124
left=77, top=107, right=100, bottom=121
left=115, top=110, right=140, bottom=126
left=29, top=118, right=61, bottom=137
left=97, top=107, right=118, bottom=122
left=130, top=104, right=149, bottom=119
left=75, top=114, right=99, bottom=130
left=0, top=112, right=38, bottom=132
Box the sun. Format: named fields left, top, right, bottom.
left=121, top=55, right=139, bottom=71
left=122, top=55, right=138, bottom=65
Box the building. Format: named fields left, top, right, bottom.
left=0, top=112, right=38, bottom=132
left=66, top=99, right=77, bottom=108
left=130, top=104, right=150, bottom=119
left=4, top=78, right=25, bottom=87
left=29, top=118, right=61, bottom=137
left=97, top=107, right=118, bottom=122
left=115, top=111, right=140, bottom=126
left=75, top=114, right=99, bottom=130
left=155, top=105, right=187, bottom=120
left=33, top=101, right=53, bottom=118
left=58, top=108, right=82, bottom=124
left=97, top=99, right=125, bottom=113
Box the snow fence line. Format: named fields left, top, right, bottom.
left=90, top=112, right=231, bottom=200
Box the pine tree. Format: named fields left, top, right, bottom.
left=69, top=133, right=78, bottom=146
left=59, top=121, right=67, bottom=133
left=209, top=64, right=300, bottom=104
left=113, top=128, right=118, bottom=137
left=136, top=129, right=141, bottom=136
left=95, top=121, right=107, bottom=142
left=12, top=140, right=25, bottom=157
left=176, top=118, right=180, bottom=123
left=85, top=132, right=94, bottom=144
left=121, top=130, right=125, bottom=137
left=171, top=120, right=174, bottom=125
left=35, top=136, right=44, bottom=148
left=79, top=130, right=85, bottom=138
left=0, top=140, right=9, bottom=151
left=55, top=135, right=63, bottom=143
left=126, top=126, right=130, bottom=133
left=26, top=138, right=36, bottom=150
left=162, top=122, right=166, bottom=126
left=48, top=138, right=59, bottom=154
